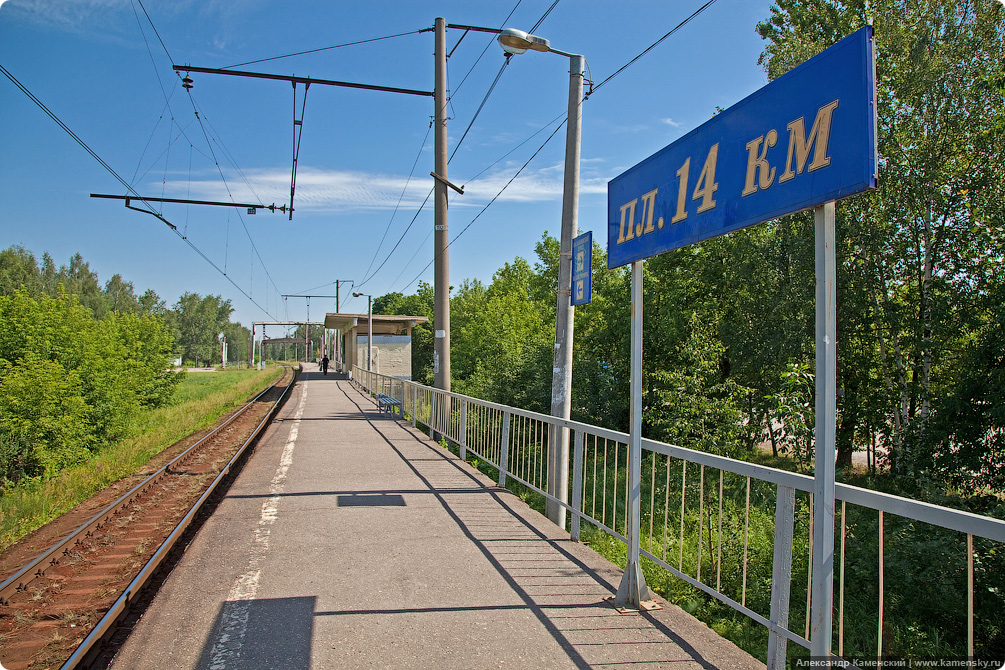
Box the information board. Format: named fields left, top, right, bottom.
left=571, top=231, right=592, bottom=306
left=607, top=26, right=876, bottom=268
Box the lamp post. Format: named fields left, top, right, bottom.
left=498, top=28, right=584, bottom=531
left=353, top=292, right=373, bottom=372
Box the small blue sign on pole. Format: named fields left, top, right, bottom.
left=607, top=26, right=876, bottom=268
left=571, top=231, right=592, bottom=306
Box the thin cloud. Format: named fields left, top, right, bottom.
left=660, top=117, right=682, bottom=128
left=160, top=163, right=610, bottom=212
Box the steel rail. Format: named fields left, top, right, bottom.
left=0, top=371, right=287, bottom=606
left=62, top=369, right=296, bottom=669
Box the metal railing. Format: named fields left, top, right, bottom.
left=351, top=366, right=1005, bottom=666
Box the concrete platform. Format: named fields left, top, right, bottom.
left=108, top=367, right=764, bottom=669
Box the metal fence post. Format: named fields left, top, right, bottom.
left=571, top=430, right=584, bottom=542
left=411, top=384, right=417, bottom=428
left=429, top=393, right=436, bottom=440
left=768, top=484, right=796, bottom=670
left=459, top=399, right=468, bottom=461
left=498, top=411, right=511, bottom=488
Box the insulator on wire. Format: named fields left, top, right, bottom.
left=182, top=75, right=194, bottom=90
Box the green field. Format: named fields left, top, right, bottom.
left=0, top=366, right=284, bottom=551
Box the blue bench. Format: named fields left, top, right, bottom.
left=377, top=393, right=401, bottom=415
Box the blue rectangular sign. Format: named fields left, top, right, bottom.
left=607, top=26, right=876, bottom=268
left=572, top=231, right=592, bottom=306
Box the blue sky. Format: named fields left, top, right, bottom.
left=0, top=0, right=776, bottom=329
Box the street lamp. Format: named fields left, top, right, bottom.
left=353, top=292, right=373, bottom=372
left=497, top=29, right=584, bottom=533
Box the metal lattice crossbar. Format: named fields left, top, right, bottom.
left=351, top=366, right=1005, bottom=665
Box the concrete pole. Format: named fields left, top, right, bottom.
left=433, top=17, right=451, bottom=392
left=811, top=201, right=837, bottom=659
left=546, top=54, right=584, bottom=528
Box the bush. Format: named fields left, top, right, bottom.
left=0, top=288, right=179, bottom=485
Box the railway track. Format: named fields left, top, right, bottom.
left=0, top=367, right=296, bottom=670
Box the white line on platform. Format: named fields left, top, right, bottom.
left=207, top=382, right=307, bottom=670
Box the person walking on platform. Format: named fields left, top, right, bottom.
left=321, top=354, right=330, bottom=375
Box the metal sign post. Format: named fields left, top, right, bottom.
left=811, top=201, right=837, bottom=657
left=613, top=259, right=653, bottom=610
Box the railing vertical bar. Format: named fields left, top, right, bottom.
left=498, top=411, right=510, bottom=488
left=839, top=499, right=847, bottom=657
left=529, top=417, right=535, bottom=488
left=527, top=416, right=533, bottom=485
left=679, top=461, right=687, bottom=573
left=624, top=441, right=631, bottom=539
left=459, top=399, right=468, bottom=461
left=767, top=484, right=795, bottom=670
left=537, top=419, right=543, bottom=491
left=743, top=475, right=751, bottom=608
left=613, top=440, right=620, bottom=535
left=429, top=393, right=435, bottom=440
left=571, top=430, right=584, bottom=542
left=717, top=469, right=723, bottom=593
left=586, top=435, right=594, bottom=522
left=648, top=452, right=656, bottom=554
left=662, top=455, right=671, bottom=562
left=968, top=533, right=974, bottom=659
left=515, top=415, right=522, bottom=481
left=698, top=464, right=705, bottom=584
left=602, top=438, right=609, bottom=529
left=878, top=509, right=884, bottom=661
left=806, top=492, right=814, bottom=642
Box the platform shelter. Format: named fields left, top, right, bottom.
left=324, top=312, right=427, bottom=379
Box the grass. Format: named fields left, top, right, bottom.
left=0, top=366, right=284, bottom=552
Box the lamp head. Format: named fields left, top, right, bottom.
left=497, top=28, right=550, bottom=55
left=353, top=292, right=363, bottom=297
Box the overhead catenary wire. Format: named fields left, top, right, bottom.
left=132, top=2, right=282, bottom=306
left=222, top=29, right=428, bottom=70
left=0, top=63, right=281, bottom=319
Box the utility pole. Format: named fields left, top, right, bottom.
left=545, top=54, right=584, bottom=528
left=433, top=17, right=451, bottom=392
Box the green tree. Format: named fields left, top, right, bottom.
left=168, top=293, right=234, bottom=367
left=757, top=0, right=1005, bottom=477
left=103, top=274, right=141, bottom=314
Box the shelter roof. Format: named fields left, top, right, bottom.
left=324, top=313, right=428, bottom=335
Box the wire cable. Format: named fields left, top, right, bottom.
left=135, top=0, right=175, bottom=65
left=223, top=30, right=428, bottom=70
left=449, top=0, right=524, bottom=97
left=398, top=117, right=566, bottom=291
left=355, top=186, right=434, bottom=289
left=449, top=57, right=510, bottom=162
left=358, top=123, right=432, bottom=283
left=591, top=0, right=718, bottom=95
left=1, top=65, right=143, bottom=200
